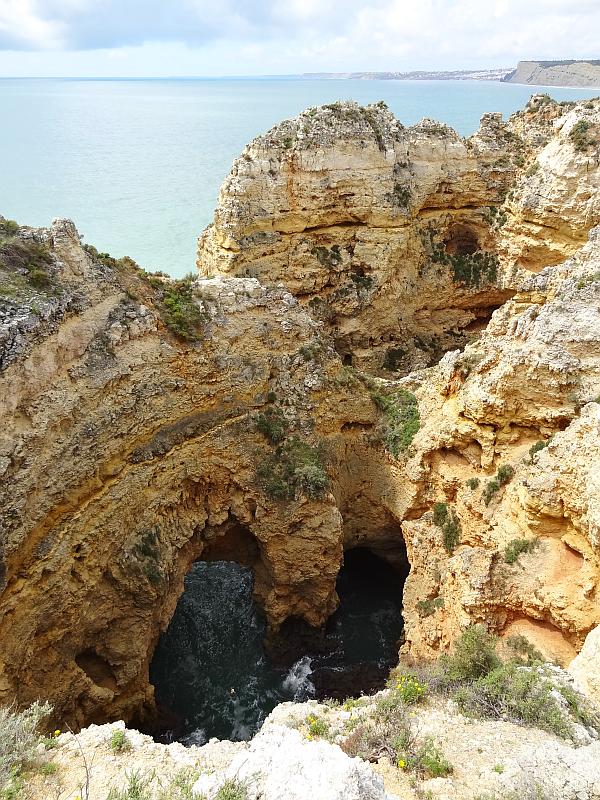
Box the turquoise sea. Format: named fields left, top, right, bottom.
left=0, top=78, right=597, bottom=276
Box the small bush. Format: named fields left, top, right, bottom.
left=342, top=696, right=413, bottom=762
left=372, top=389, right=420, bottom=458
left=466, top=477, right=480, bottom=490
left=160, top=277, right=206, bottom=342
left=110, top=729, right=129, bottom=753
left=311, top=245, right=342, bottom=268
left=215, top=781, right=248, bottom=800
left=433, top=501, right=448, bottom=527
left=0, top=219, right=19, bottom=237
left=255, top=406, right=288, bottom=444
left=416, top=596, right=444, bottom=617
left=305, top=714, right=329, bottom=738
left=454, top=663, right=573, bottom=739
left=432, top=502, right=461, bottom=553
left=387, top=673, right=428, bottom=705
left=528, top=439, right=550, bottom=462
left=569, top=119, right=592, bottom=152
left=483, top=463, right=515, bottom=505
left=157, top=768, right=200, bottom=800
left=483, top=479, right=500, bottom=505
left=496, top=464, right=514, bottom=485
left=40, top=761, right=57, bottom=775
left=506, top=635, right=544, bottom=665
left=504, top=537, right=539, bottom=565
left=107, top=771, right=152, bottom=800
left=406, top=738, right=453, bottom=778
left=0, top=701, right=51, bottom=791
left=257, top=437, right=329, bottom=501
left=440, top=625, right=501, bottom=683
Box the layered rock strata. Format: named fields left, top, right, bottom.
left=1, top=95, right=600, bottom=730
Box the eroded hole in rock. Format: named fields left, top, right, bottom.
left=148, top=546, right=408, bottom=744
left=75, top=649, right=117, bottom=692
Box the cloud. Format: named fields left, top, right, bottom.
left=0, top=0, right=598, bottom=74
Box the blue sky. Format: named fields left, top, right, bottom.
left=0, top=0, right=598, bottom=77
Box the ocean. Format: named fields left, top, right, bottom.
left=0, top=77, right=597, bottom=276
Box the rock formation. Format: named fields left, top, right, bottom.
left=504, top=59, right=600, bottom=88
left=1, top=93, right=600, bottom=736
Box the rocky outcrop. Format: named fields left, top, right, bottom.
left=504, top=59, right=600, bottom=88
left=2, top=95, right=600, bottom=733
left=0, top=218, right=411, bottom=729
left=25, top=687, right=600, bottom=800
left=197, top=101, right=517, bottom=374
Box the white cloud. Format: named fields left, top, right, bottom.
left=0, top=0, right=64, bottom=48
left=0, top=0, right=598, bottom=74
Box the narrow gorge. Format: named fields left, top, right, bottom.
left=1, top=93, right=600, bottom=799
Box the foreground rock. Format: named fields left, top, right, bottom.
left=25, top=685, right=600, bottom=800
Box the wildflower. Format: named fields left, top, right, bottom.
left=53, top=730, right=61, bottom=737
left=398, top=759, right=406, bottom=769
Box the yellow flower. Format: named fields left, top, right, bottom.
left=398, top=759, right=406, bottom=769
left=53, top=730, right=61, bottom=737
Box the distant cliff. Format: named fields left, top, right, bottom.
left=504, top=59, right=600, bottom=87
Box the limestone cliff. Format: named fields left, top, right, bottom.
left=2, top=94, right=600, bottom=733
left=504, top=59, right=600, bottom=88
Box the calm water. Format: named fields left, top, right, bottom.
left=0, top=78, right=597, bottom=276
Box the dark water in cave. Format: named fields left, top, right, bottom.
left=149, top=548, right=406, bottom=743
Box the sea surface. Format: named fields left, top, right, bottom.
left=150, top=549, right=405, bottom=742
left=0, top=78, right=597, bottom=276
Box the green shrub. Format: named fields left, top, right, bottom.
left=0, top=701, right=51, bottom=791
left=391, top=183, right=411, bottom=207
left=306, top=714, right=329, bottom=738
left=423, top=229, right=499, bottom=287
left=342, top=695, right=413, bottom=762
left=569, top=119, right=592, bottom=152
left=160, top=277, right=206, bottom=341
left=257, top=437, right=329, bottom=501
left=506, top=634, right=544, bottom=665
left=433, top=501, right=448, bottom=526
left=504, top=537, right=539, bottom=565
left=440, top=625, right=501, bottom=683
left=156, top=768, right=201, bottom=800
left=483, top=463, right=515, bottom=505
left=215, top=781, right=248, bottom=800
left=496, top=464, right=514, bottom=485
left=0, top=219, right=19, bottom=237
left=405, top=738, right=453, bottom=778
left=107, top=771, right=152, bottom=800
left=483, top=479, right=500, bottom=505
left=432, top=502, right=461, bottom=553
left=416, top=596, right=444, bottom=617
left=466, top=477, right=480, bottom=490
left=110, top=729, right=129, bottom=753
left=39, top=762, right=57, bottom=775
left=387, top=673, right=428, bottom=705
left=372, top=389, right=420, bottom=457
left=255, top=406, right=288, bottom=444
left=454, top=663, right=573, bottom=739
left=528, top=439, right=550, bottom=462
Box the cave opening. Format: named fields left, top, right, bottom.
left=148, top=537, right=408, bottom=745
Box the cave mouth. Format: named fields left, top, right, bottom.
left=148, top=547, right=407, bottom=745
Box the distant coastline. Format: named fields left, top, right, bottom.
left=304, top=60, right=600, bottom=89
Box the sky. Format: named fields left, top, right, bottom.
left=0, top=0, right=598, bottom=77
